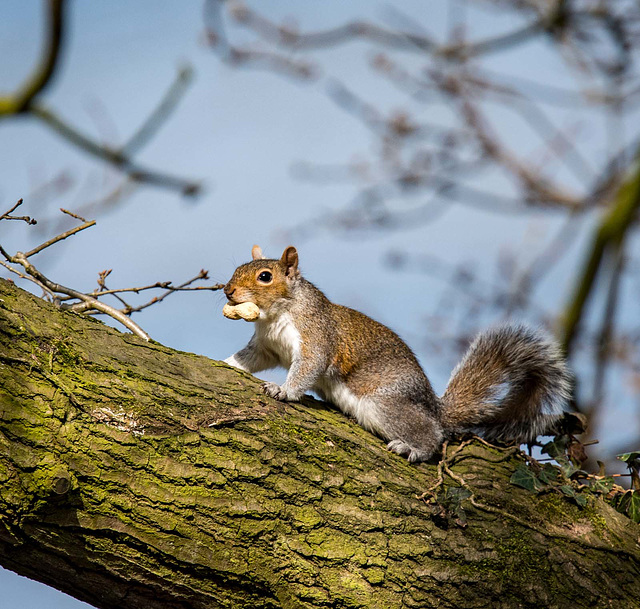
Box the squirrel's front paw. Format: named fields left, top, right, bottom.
left=261, top=382, right=289, bottom=401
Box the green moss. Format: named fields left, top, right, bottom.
left=581, top=503, right=608, bottom=538
left=289, top=505, right=322, bottom=530
left=306, top=529, right=359, bottom=560
left=362, top=566, right=386, bottom=585
left=536, top=492, right=579, bottom=523
left=389, top=533, right=431, bottom=557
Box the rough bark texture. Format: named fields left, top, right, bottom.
left=0, top=278, right=639, bottom=609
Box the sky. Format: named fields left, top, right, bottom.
left=0, top=1, right=638, bottom=607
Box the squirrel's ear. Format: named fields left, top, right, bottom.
left=281, top=246, right=299, bottom=276
left=251, top=245, right=265, bottom=260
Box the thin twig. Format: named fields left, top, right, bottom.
left=0, top=259, right=55, bottom=299
left=60, top=208, right=88, bottom=222
left=122, top=271, right=223, bottom=315
left=0, top=199, right=37, bottom=225
left=24, top=218, right=96, bottom=258
left=11, top=252, right=150, bottom=341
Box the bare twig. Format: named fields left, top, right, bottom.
left=0, top=259, right=55, bottom=299
left=118, top=270, right=223, bottom=315
left=0, top=199, right=37, bottom=225
left=24, top=216, right=96, bottom=258
left=11, top=251, right=151, bottom=341
left=221, top=1, right=546, bottom=60
left=0, top=2, right=201, bottom=198
left=1, top=204, right=223, bottom=340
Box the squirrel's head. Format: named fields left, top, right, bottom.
left=224, top=245, right=300, bottom=313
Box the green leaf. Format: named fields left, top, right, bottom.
left=574, top=494, right=588, bottom=508
left=538, top=464, right=560, bottom=485
left=558, top=460, right=579, bottom=479
left=510, top=465, right=544, bottom=492
left=559, top=485, right=576, bottom=498
left=542, top=437, right=569, bottom=459
left=590, top=477, right=614, bottom=494
left=617, top=452, right=640, bottom=490
left=616, top=451, right=640, bottom=464
left=615, top=490, right=640, bottom=523
left=559, top=484, right=587, bottom=507
left=628, top=492, right=640, bottom=523
left=446, top=487, right=472, bottom=502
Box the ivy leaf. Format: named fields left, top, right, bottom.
left=510, top=465, right=544, bottom=492
left=617, top=452, right=640, bottom=490
left=628, top=492, right=640, bottom=523
left=542, top=437, right=569, bottom=459
left=567, top=440, right=588, bottom=466
left=558, top=459, right=579, bottom=479
left=560, top=484, right=587, bottom=507
left=574, top=494, right=588, bottom=508
left=538, top=464, right=560, bottom=485
left=616, top=452, right=640, bottom=465
left=591, top=477, right=614, bottom=494
left=559, top=485, right=576, bottom=498
left=615, top=490, right=640, bottom=523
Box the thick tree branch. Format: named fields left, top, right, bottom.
left=0, top=279, right=639, bottom=609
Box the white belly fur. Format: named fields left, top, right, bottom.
left=315, top=376, right=382, bottom=436
left=256, top=312, right=301, bottom=367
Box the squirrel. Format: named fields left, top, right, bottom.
left=223, top=245, right=572, bottom=462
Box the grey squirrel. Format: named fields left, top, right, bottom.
left=223, top=245, right=572, bottom=462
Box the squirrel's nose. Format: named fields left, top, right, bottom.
left=224, top=285, right=235, bottom=299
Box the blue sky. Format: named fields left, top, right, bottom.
left=1, top=1, right=638, bottom=606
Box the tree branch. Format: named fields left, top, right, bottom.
left=0, top=0, right=65, bottom=114
left=560, top=149, right=640, bottom=354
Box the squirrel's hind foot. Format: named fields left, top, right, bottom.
left=387, top=439, right=433, bottom=463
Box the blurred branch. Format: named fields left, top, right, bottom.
left=221, top=0, right=547, bottom=59
left=29, top=102, right=201, bottom=196
left=590, top=236, right=625, bottom=419
left=123, top=66, right=194, bottom=156
left=34, top=180, right=137, bottom=235
left=0, top=1, right=201, bottom=197
left=560, top=149, right=640, bottom=354
left=0, top=0, right=65, bottom=114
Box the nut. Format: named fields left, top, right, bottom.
left=223, top=301, right=260, bottom=322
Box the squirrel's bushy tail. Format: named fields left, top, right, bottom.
left=441, top=325, right=571, bottom=443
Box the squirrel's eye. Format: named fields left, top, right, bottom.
left=257, top=271, right=273, bottom=283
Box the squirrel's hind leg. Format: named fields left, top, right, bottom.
left=378, top=398, right=444, bottom=463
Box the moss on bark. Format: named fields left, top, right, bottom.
left=0, top=279, right=639, bottom=609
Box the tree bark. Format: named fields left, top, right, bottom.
left=0, top=278, right=638, bottom=609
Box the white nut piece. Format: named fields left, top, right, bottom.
left=223, top=302, right=260, bottom=322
